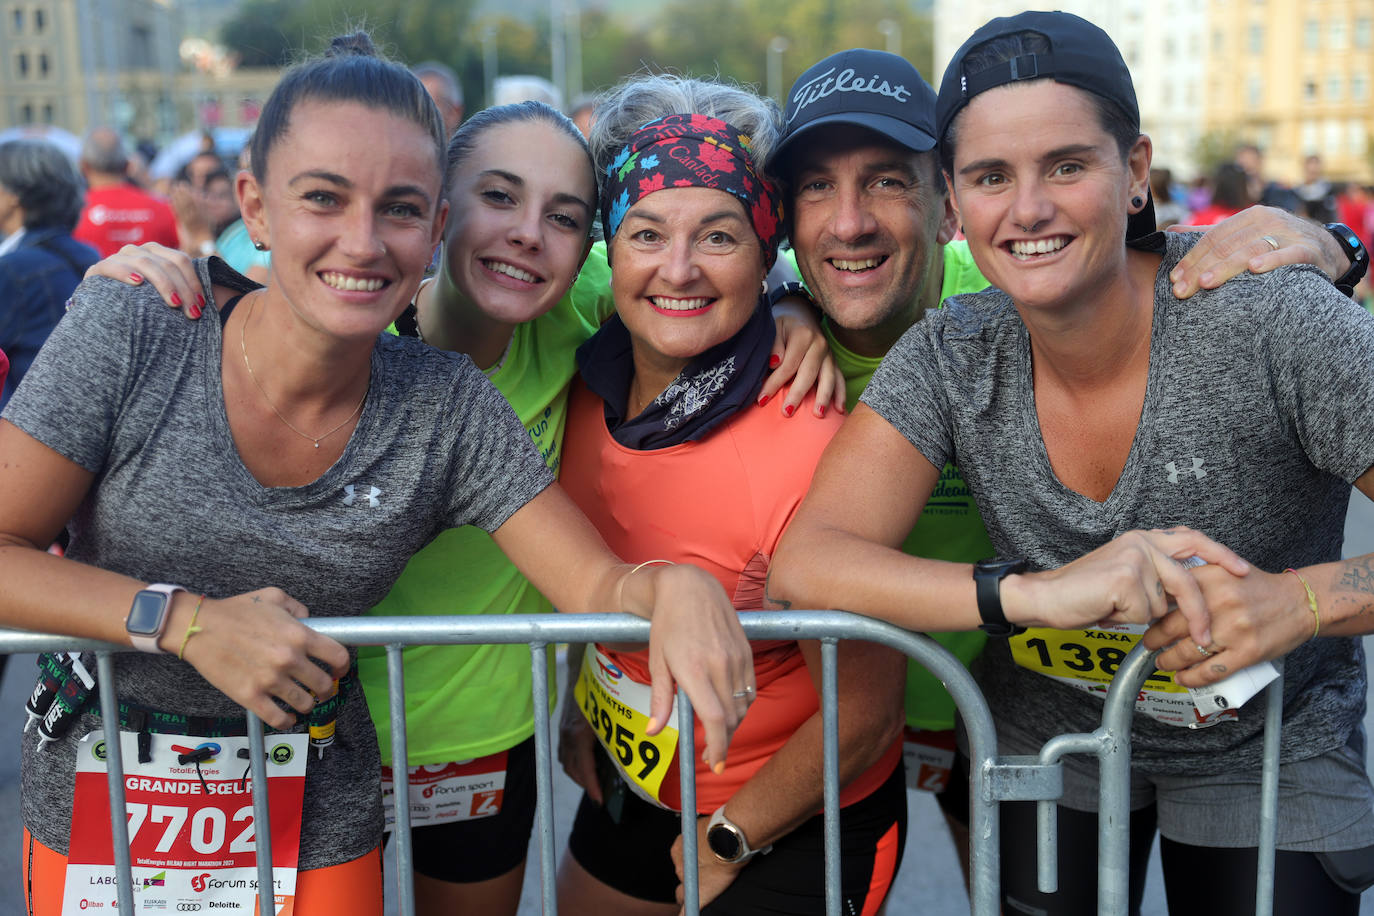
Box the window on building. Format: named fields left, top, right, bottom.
left=1305, top=19, right=1320, bottom=50
left=1247, top=76, right=1264, bottom=107
left=38, top=52, right=47, bottom=77
left=34, top=7, right=43, bottom=31
left=1356, top=17, right=1372, bottom=49
left=1300, top=121, right=1318, bottom=152
left=130, top=24, right=153, bottom=68
left=1323, top=119, right=1342, bottom=157
left=1304, top=79, right=1319, bottom=101
left=1248, top=24, right=1264, bottom=54
left=20, top=102, right=32, bottom=123
left=1353, top=73, right=1369, bottom=102
left=42, top=102, right=53, bottom=123
left=1349, top=121, right=1366, bottom=157
left=11, top=7, right=20, bottom=31
left=17, top=51, right=28, bottom=78
left=1330, top=19, right=1347, bottom=51
left=1213, top=29, right=1224, bottom=53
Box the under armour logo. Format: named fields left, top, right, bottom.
left=343, top=484, right=381, bottom=508
left=1164, top=458, right=1207, bottom=483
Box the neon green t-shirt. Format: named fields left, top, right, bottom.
left=821, top=240, right=994, bottom=731
left=358, top=244, right=615, bottom=764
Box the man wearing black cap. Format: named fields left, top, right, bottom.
left=767, top=45, right=1366, bottom=891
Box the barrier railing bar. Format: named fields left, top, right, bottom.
left=1256, top=658, right=1286, bottom=916
left=387, top=643, right=416, bottom=916
left=678, top=688, right=700, bottom=914
left=820, top=637, right=842, bottom=915
left=1, top=613, right=1289, bottom=916
left=246, top=712, right=274, bottom=916
left=1036, top=732, right=1103, bottom=893
left=95, top=651, right=136, bottom=916
left=1095, top=643, right=1160, bottom=915
left=529, top=641, right=558, bottom=916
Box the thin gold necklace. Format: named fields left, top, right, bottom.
left=239, top=293, right=368, bottom=449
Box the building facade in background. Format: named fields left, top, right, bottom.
left=934, top=0, right=1374, bottom=185
left=0, top=0, right=277, bottom=145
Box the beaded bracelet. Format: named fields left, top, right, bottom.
left=1283, top=568, right=1320, bottom=640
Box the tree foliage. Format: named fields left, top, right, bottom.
left=219, top=0, right=935, bottom=111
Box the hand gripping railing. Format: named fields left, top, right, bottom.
left=0, top=615, right=1286, bottom=916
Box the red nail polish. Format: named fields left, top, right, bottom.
left=196, top=293, right=206, bottom=309
left=817, top=405, right=827, bottom=418
left=757, top=394, right=770, bottom=407
left=189, top=302, right=203, bottom=319
left=170, top=292, right=183, bottom=307
left=768, top=354, right=781, bottom=368
left=128, top=272, right=144, bottom=284
left=784, top=404, right=795, bottom=417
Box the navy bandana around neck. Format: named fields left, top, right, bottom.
left=576, top=299, right=775, bottom=450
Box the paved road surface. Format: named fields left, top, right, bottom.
left=3, top=489, right=1372, bottom=912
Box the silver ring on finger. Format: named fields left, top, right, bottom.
left=1194, top=641, right=1216, bottom=657
left=732, top=689, right=749, bottom=699
left=1261, top=235, right=1280, bottom=251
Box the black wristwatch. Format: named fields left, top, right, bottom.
left=973, top=558, right=1028, bottom=637
left=1324, top=223, right=1369, bottom=297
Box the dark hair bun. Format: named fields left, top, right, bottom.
left=327, top=31, right=377, bottom=58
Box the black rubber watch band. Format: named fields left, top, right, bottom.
left=1324, top=223, right=1369, bottom=297
left=973, top=558, right=1028, bottom=637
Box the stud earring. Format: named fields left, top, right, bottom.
left=252, top=239, right=268, bottom=251
left=1131, top=196, right=1144, bottom=209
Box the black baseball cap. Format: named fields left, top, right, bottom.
left=935, top=10, right=1138, bottom=143
left=774, top=49, right=939, bottom=169
left=935, top=11, right=1155, bottom=238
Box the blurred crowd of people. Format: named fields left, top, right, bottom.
left=1153, top=146, right=1374, bottom=308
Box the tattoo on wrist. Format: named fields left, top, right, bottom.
left=1338, top=558, right=1374, bottom=595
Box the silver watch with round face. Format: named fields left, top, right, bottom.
left=706, top=805, right=769, bottom=864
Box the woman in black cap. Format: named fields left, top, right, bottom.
left=772, top=10, right=1374, bottom=915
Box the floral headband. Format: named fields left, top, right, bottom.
left=601, top=113, right=784, bottom=269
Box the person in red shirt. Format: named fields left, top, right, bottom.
left=73, top=128, right=180, bottom=257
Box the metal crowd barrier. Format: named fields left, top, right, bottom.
left=0, top=612, right=1286, bottom=916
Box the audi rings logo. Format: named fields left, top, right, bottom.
left=176, top=903, right=202, bottom=912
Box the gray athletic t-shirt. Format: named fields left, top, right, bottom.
left=4, top=259, right=554, bottom=866
left=862, top=232, right=1374, bottom=776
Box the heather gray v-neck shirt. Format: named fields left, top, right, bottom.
left=862, top=232, right=1374, bottom=776
left=4, top=259, right=553, bottom=866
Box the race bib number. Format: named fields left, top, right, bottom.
left=1010, top=625, right=1238, bottom=729
left=65, top=730, right=307, bottom=915
left=573, top=645, right=678, bottom=806
left=903, top=727, right=956, bottom=794
left=381, top=754, right=507, bottom=829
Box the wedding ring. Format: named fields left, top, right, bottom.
left=1261, top=235, right=1279, bottom=251
left=1195, top=642, right=1216, bottom=657
left=732, top=690, right=749, bottom=699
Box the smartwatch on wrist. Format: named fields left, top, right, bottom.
left=1323, top=223, right=1369, bottom=297
left=706, top=805, right=771, bottom=864
left=973, top=558, right=1028, bottom=637
left=126, top=584, right=186, bottom=653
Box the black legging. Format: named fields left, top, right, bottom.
left=998, top=801, right=1360, bottom=916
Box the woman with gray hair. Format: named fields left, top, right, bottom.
left=0, top=138, right=97, bottom=411
left=555, top=73, right=907, bottom=916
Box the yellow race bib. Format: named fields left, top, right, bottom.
left=574, top=645, right=680, bottom=805
left=1010, top=625, right=1236, bottom=728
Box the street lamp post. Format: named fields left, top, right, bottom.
left=767, top=37, right=789, bottom=104
left=878, top=19, right=901, bottom=56
left=483, top=26, right=498, bottom=107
